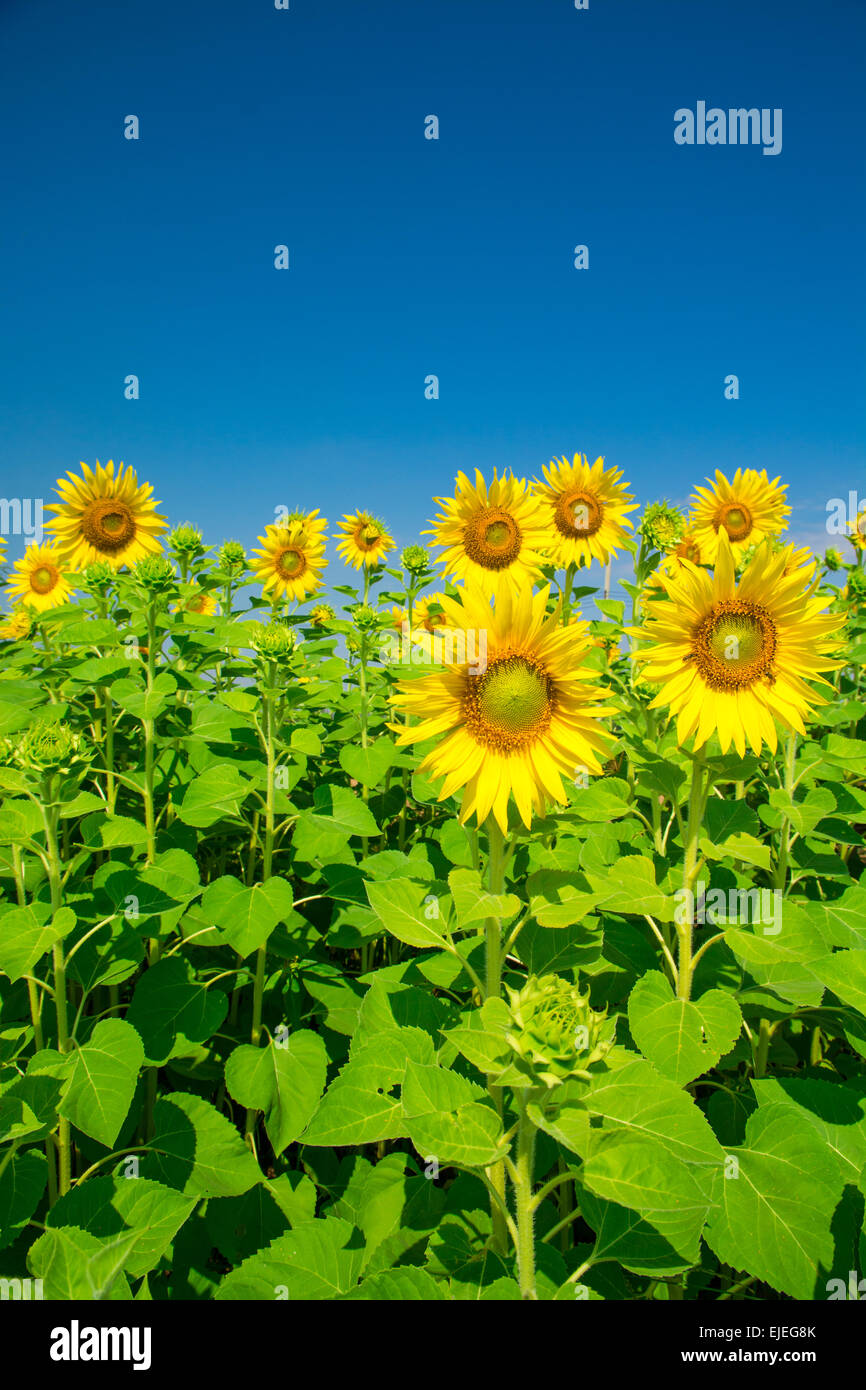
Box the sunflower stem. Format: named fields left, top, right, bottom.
left=245, top=668, right=277, bottom=1146
left=482, top=814, right=509, bottom=1255
left=676, top=744, right=708, bottom=1001
left=41, top=776, right=71, bottom=1198
left=772, top=733, right=797, bottom=890
left=513, top=1090, right=538, bottom=1300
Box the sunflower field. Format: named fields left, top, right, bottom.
left=1, top=456, right=865, bottom=1304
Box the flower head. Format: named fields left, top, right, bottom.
left=251, top=520, right=325, bottom=601
left=505, top=974, right=612, bottom=1088
left=401, top=544, right=431, bottom=575
left=689, top=469, right=790, bottom=565
left=0, top=609, right=32, bottom=642
left=631, top=531, right=844, bottom=755
left=390, top=580, right=614, bottom=833
left=428, top=470, right=549, bottom=599
left=45, top=460, right=168, bottom=569
left=6, top=543, right=74, bottom=612
left=534, top=455, right=637, bottom=570
left=639, top=500, right=686, bottom=552
left=335, top=512, right=394, bottom=570
left=218, top=540, right=247, bottom=577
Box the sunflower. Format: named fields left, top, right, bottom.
left=310, top=603, right=335, bottom=626
left=391, top=593, right=451, bottom=638
left=533, top=455, right=637, bottom=569
left=427, top=470, right=550, bottom=599
left=251, top=520, right=326, bottom=601
left=672, top=531, right=703, bottom=565
left=630, top=531, right=843, bottom=756
left=0, top=609, right=31, bottom=642
left=389, top=581, right=614, bottom=832
left=279, top=509, right=328, bottom=546
left=689, top=469, right=790, bottom=565
left=176, top=590, right=217, bottom=617
left=45, top=459, right=167, bottom=569
left=847, top=508, right=866, bottom=553
left=6, top=544, right=74, bottom=613
left=335, top=512, right=394, bottom=569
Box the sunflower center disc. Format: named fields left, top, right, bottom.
left=31, top=566, right=57, bottom=594
left=356, top=524, right=382, bottom=551
left=715, top=502, right=753, bottom=542
left=81, top=499, right=136, bottom=553
left=691, top=600, right=777, bottom=690
left=555, top=489, right=603, bottom=539
left=463, top=507, right=522, bottom=570
left=475, top=657, right=551, bottom=743
left=276, top=547, right=306, bottom=579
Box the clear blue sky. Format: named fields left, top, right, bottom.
left=1, top=0, right=864, bottom=582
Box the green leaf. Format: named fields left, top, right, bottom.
left=201, top=875, right=294, bottom=958
left=224, top=1032, right=327, bottom=1156
left=27, top=1224, right=135, bottom=1300
left=0, top=902, right=72, bottom=983
left=0, top=1149, right=47, bottom=1249
left=126, top=957, right=228, bottom=1065
left=214, top=1217, right=364, bottom=1300
left=142, top=1092, right=262, bottom=1198
left=365, top=877, right=450, bottom=949
left=177, top=764, right=250, bottom=827
left=586, top=857, right=674, bottom=921
left=812, top=950, right=866, bottom=1015
left=580, top=1188, right=697, bottom=1277
left=751, top=1077, right=866, bottom=1185
left=342, top=1266, right=447, bottom=1300
left=46, top=1177, right=196, bottom=1277
left=628, top=972, right=742, bottom=1085
left=406, top=1101, right=506, bottom=1168
left=704, top=1103, right=844, bottom=1299
left=569, top=778, right=633, bottom=822
left=339, top=739, right=396, bottom=787
left=310, top=783, right=380, bottom=837
left=581, top=1132, right=713, bottom=1265
left=81, top=813, right=150, bottom=851
left=447, top=868, right=521, bottom=930
left=60, top=1019, right=144, bottom=1148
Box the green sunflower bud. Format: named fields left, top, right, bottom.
left=12, top=719, right=91, bottom=776
left=310, top=603, right=335, bottom=626
left=80, top=560, right=115, bottom=595
left=843, top=568, right=866, bottom=602
left=824, top=548, right=843, bottom=572
left=639, top=501, right=686, bottom=552
left=250, top=622, right=297, bottom=658
left=132, top=555, right=177, bottom=594
left=218, top=540, right=247, bottom=576
left=504, top=973, right=612, bottom=1087
left=353, top=604, right=379, bottom=632
left=168, top=523, right=208, bottom=565
left=401, top=544, right=430, bottom=575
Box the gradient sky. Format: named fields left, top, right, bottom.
left=1, top=0, right=864, bottom=591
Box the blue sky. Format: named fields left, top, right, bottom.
left=1, top=0, right=864, bottom=589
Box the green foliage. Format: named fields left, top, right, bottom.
left=0, top=539, right=863, bottom=1305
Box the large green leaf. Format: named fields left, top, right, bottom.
left=126, top=957, right=228, bottom=1065
left=60, top=1019, right=145, bottom=1148
left=704, top=1102, right=844, bottom=1298
left=214, top=1217, right=364, bottom=1300
left=46, top=1176, right=196, bottom=1277
left=225, top=1032, right=327, bottom=1156
left=627, top=971, right=742, bottom=1085
left=177, top=764, right=250, bottom=827
left=365, top=877, right=450, bottom=949
left=141, top=1092, right=262, bottom=1197
left=201, top=875, right=294, bottom=958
